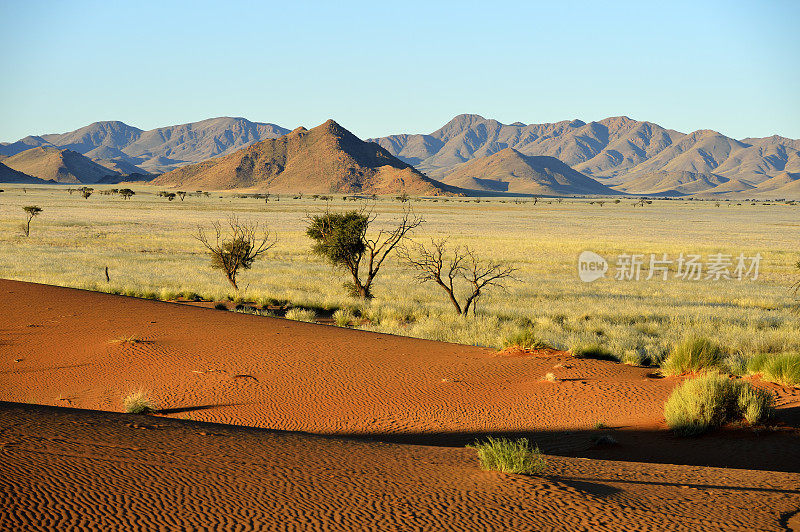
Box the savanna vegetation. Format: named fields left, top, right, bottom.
left=1, top=185, right=799, bottom=374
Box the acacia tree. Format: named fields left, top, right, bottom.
left=80, top=187, right=93, bottom=199
left=177, top=191, right=187, bottom=201
left=196, top=217, right=275, bottom=290
left=399, top=238, right=517, bottom=315
left=22, top=205, right=42, bottom=237
left=119, top=188, right=135, bottom=200
left=306, top=208, right=423, bottom=298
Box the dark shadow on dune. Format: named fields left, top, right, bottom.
left=2, top=401, right=799, bottom=474
left=560, top=475, right=800, bottom=495
left=158, top=402, right=251, bottom=414
left=556, top=478, right=622, bottom=497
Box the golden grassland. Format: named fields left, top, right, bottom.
left=1, top=184, right=798, bottom=365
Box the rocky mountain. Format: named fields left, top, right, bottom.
left=441, top=148, right=616, bottom=196
left=370, top=114, right=800, bottom=195
left=151, top=120, right=460, bottom=195
left=2, top=147, right=120, bottom=184
left=0, top=117, right=290, bottom=174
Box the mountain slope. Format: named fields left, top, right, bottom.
left=1, top=117, right=290, bottom=173
left=440, top=148, right=617, bottom=195
left=0, top=161, right=50, bottom=184
left=371, top=114, right=799, bottom=191
left=2, top=147, right=119, bottom=184
left=152, top=120, right=460, bottom=195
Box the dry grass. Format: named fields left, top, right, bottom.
left=122, top=390, right=155, bottom=414
left=1, top=185, right=799, bottom=364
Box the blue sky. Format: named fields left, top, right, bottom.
left=1, top=0, right=798, bottom=141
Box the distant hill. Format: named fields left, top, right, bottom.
left=440, top=148, right=616, bottom=196
left=2, top=147, right=119, bottom=184
left=370, top=114, right=800, bottom=193
left=0, top=117, right=290, bottom=173
left=0, top=162, right=49, bottom=184
left=152, top=120, right=461, bottom=195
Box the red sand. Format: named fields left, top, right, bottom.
left=1, top=279, right=799, bottom=530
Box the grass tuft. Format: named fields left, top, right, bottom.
left=501, top=329, right=549, bottom=350
left=285, top=308, right=317, bottom=322
left=747, top=352, right=800, bottom=387
left=123, top=390, right=155, bottom=414
left=333, top=308, right=355, bottom=327
left=467, top=437, right=548, bottom=475
left=661, top=337, right=724, bottom=375
left=570, top=343, right=617, bottom=361
left=664, top=373, right=774, bottom=436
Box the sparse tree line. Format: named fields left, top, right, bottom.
left=195, top=207, right=517, bottom=314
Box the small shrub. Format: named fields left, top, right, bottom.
left=571, top=343, right=616, bottom=361
left=285, top=308, right=317, bottom=323
left=123, top=390, right=155, bottom=414
left=748, top=353, right=800, bottom=387
left=333, top=308, right=355, bottom=327
left=502, top=329, right=549, bottom=350
left=662, top=337, right=724, bottom=375
left=664, top=373, right=774, bottom=436
left=543, top=372, right=558, bottom=382
left=214, top=303, right=228, bottom=310
left=467, top=437, right=547, bottom=475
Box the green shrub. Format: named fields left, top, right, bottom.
left=661, top=337, right=723, bottom=375
left=748, top=352, right=800, bottom=387
left=123, top=390, right=155, bottom=414
left=664, top=373, right=774, bottom=436
left=571, top=343, right=616, bottom=361
left=501, top=329, right=549, bottom=350
left=467, top=437, right=547, bottom=475
left=285, top=308, right=317, bottom=322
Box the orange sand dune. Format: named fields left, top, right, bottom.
left=2, top=279, right=800, bottom=529
left=2, top=402, right=799, bottom=531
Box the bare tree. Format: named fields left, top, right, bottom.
left=307, top=207, right=423, bottom=298
left=399, top=239, right=517, bottom=315
left=196, top=217, right=275, bottom=290
left=22, top=205, right=42, bottom=237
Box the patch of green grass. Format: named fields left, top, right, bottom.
left=747, top=352, right=800, bottom=387
left=570, top=343, right=617, bottom=361
left=664, top=373, right=774, bottom=436
left=123, top=390, right=155, bottom=414
left=285, top=308, right=317, bottom=323
left=501, top=329, right=549, bottom=350
left=467, top=437, right=548, bottom=475
left=661, top=337, right=724, bottom=375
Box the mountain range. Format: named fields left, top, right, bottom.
left=2, top=114, right=799, bottom=197
left=0, top=117, right=289, bottom=174
left=369, top=114, right=800, bottom=197
left=151, top=120, right=459, bottom=195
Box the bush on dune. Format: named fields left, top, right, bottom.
left=747, top=352, right=800, bottom=387
left=570, top=343, right=617, bottom=361
left=123, top=390, right=155, bottom=414
left=467, top=437, right=548, bottom=475
left=664, top=373, right=774, bottom=436
left=501, top=329, right=549, bottom=350
left=661, top=337, right=724, bottom=375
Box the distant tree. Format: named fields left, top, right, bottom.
left=306, top=208, right=423, bottom=298
left=195, top=217, right=275, bottom=290
left=22, top=205, right=42, bottom=237
left=397, top=192, right=410, bottom=203
left=165, top=193, right=176, bottom=201
left=119, top=188, right=135, bottom=200
left=793, top=260, right=800, bottom=303
left=177, top=191, right=187, bottom=201
left=80, top=187, right=93, bottom=199
left=264, top=192, right=271, bottom=204
left=531, top=195, right=539, bottom=205
left=399, top=238, right=517, bottom=315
